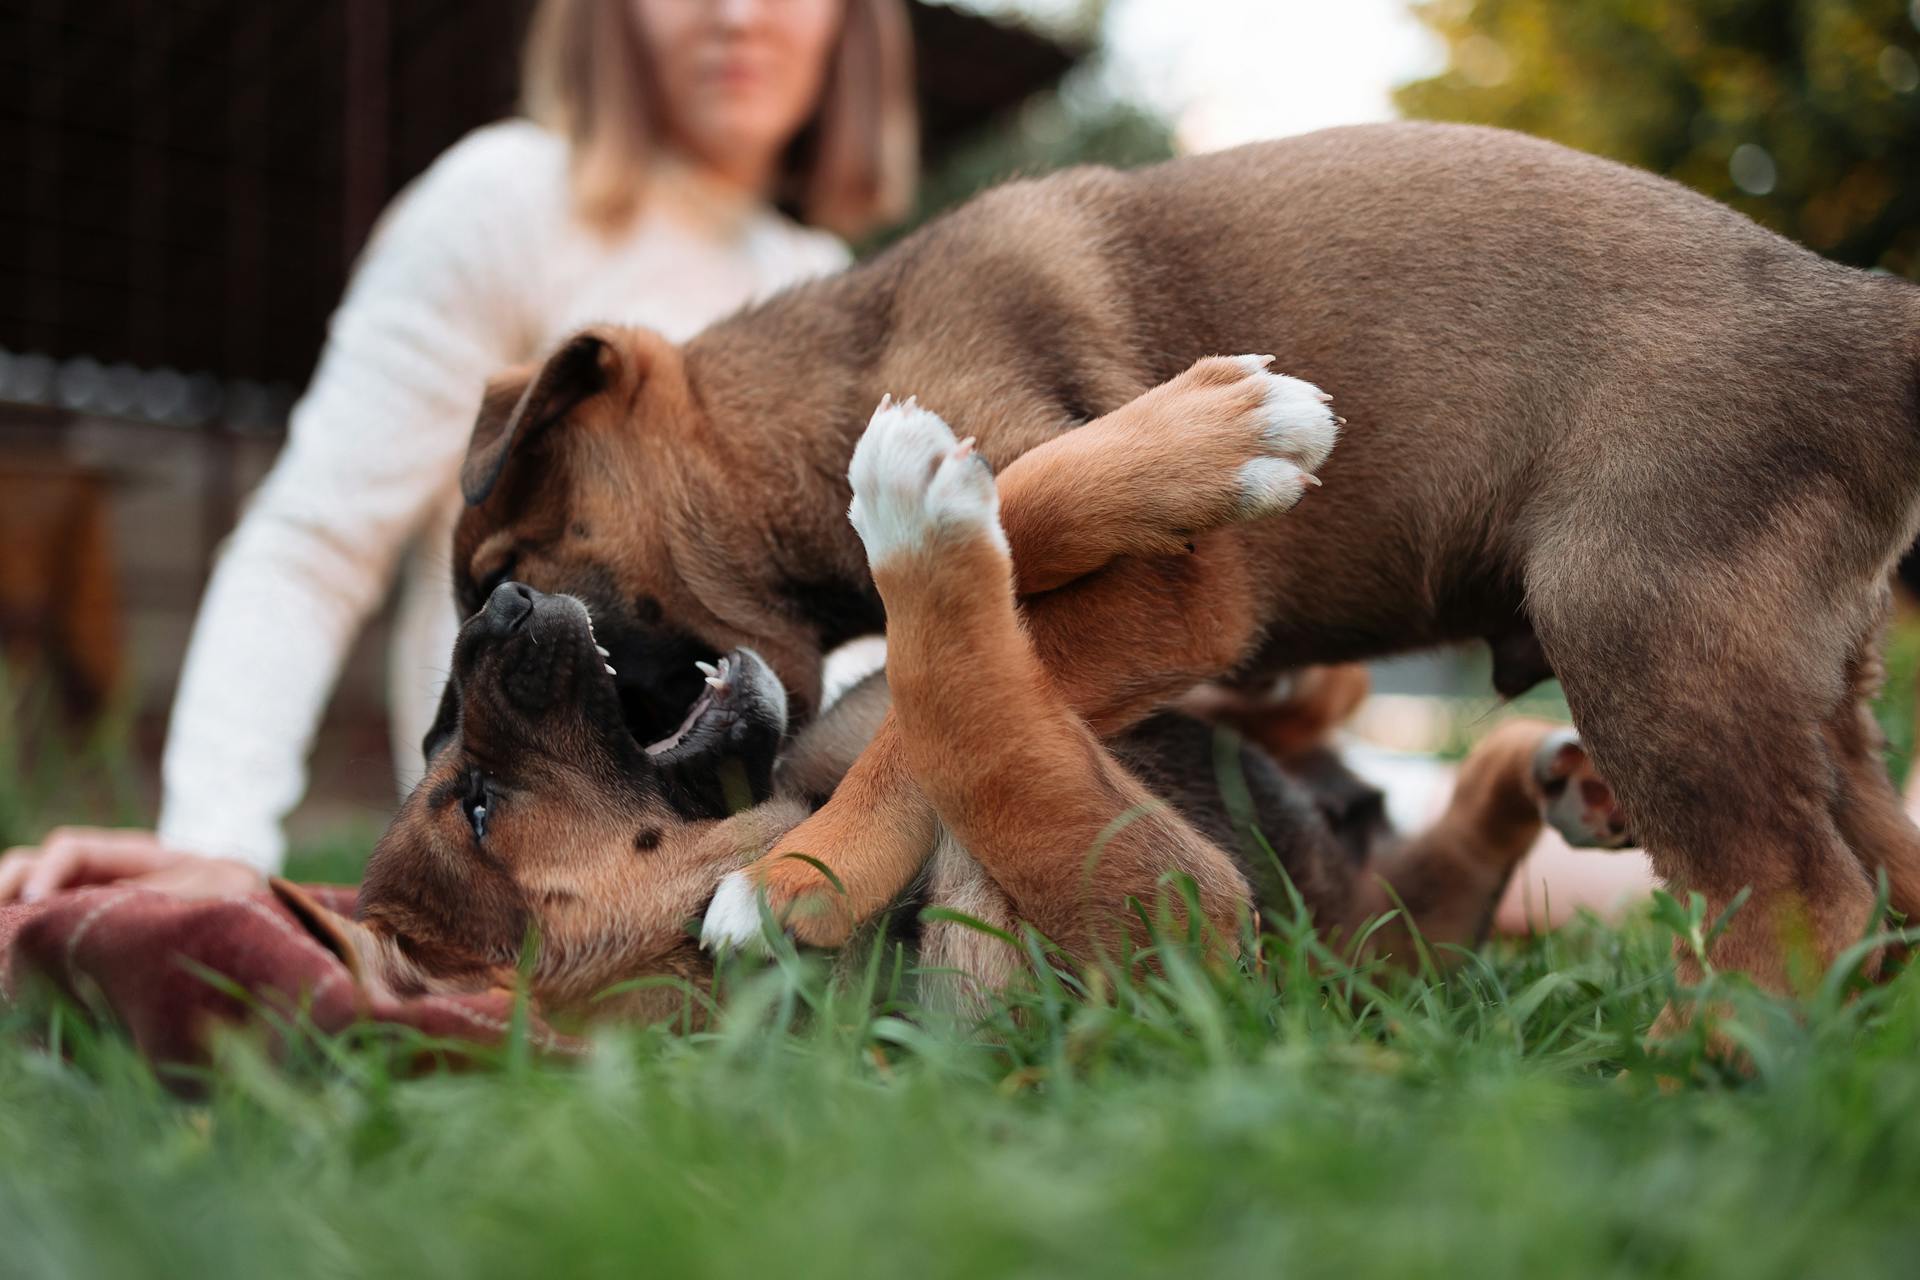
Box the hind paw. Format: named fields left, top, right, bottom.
left=1533, top=728, right=1635, bottom=850
left=848, top=396, right=1007, bottom=569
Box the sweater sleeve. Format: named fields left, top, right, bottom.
left=157, top=130, right=533, bottom=870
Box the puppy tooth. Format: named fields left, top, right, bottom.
left=695, top=660, right=720, bottom=678
left=595, top=645, right=610, bottom=658
left=1335, top=416, right=1348, bottom=426
left=604, top=664, right=617, bottom=676
left=1316, top=391, right=1333, bottom=404
left=1302, top=474, right=1323, bottom=487
left=705, top=676, right=727, bottom=692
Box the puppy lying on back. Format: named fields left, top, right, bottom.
left=289, top=373, right=1624, bottom=1024
left=446, top=122, right=1920, bottom=1010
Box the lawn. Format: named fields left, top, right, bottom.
left=6, top=633, right=1920, bottom=1279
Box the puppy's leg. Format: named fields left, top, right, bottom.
left=997, top=355, right=1338, bottom=594
left=702, top=716, right=938, bottom=948
left=1349, top=720, right=1626, bottom=961
left=1823, top=613, right=1920, bottom=925
left=709, top=365, right=1335, bottom=949
left=1177, top=663, right=1374, bottom=765
left=917, top=828, right=1021, bottom=1018
left=1534, top=573, right=1878, bottom=1016
left=845, top=400, right=1251, bottom=957
left=711, top=545, right=1269, bottom=948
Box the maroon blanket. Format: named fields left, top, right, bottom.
left=0, top=885, right=583, bottom=1072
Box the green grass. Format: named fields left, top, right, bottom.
left=5, top=901, right=1920, bottom=1280
left=7, top=632, right=1920, bottom=1280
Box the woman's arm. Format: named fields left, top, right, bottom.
left=155, top=132, right=534, bottom=871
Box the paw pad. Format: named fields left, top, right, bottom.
left=1533, top=727, right=1635, bottom=850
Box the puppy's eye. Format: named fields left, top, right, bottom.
left=465, top=774, right=492, bottom=842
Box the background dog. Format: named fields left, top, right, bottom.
left=448, top=122, right=1920, bottom=1003
left=312, top=371, right=1625, bottom=1024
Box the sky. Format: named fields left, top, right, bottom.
left=960, top=0, right=1449, bottom=152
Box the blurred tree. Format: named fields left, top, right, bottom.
left=1396, top=0, right=1920, bottom=278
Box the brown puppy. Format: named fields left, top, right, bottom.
left=311, top=386, right=1614, bottom=1022
left=451, top=122, right=1920, bottom=997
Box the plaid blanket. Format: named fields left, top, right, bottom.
left=0, top=884, right=582, bottom=1075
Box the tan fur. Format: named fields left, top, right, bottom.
left=1177, top=664, right=1375, bottom=766
left=856, top=423, right=1565, bottom=970
left=319, top=354, right=1598, bottom=1022
left=347, top=750, right=812, bottom=1026
left=451, top=123, right=1920, bottom=998
left=751, top=361, right=1279, bottom=944
left=1349, top=719, right=1567, bottom=957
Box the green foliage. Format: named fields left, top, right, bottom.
left=1397, top=0, right=1920, bottom=277
left=282, top=823, right=385, bottom=886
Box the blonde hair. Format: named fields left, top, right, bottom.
left=522, top=0, right=918, bottom=239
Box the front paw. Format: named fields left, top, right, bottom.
left=700, top=869, right=771, bottom=953
left=847, top=396, right=1007, bottom=570
left=1207, top=354, right=1340, bottom=519
left=700, top=857, right=857, bottom=952
left=1128, top=354, right=1339, bottom=537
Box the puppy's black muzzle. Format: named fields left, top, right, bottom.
left=480, top=580, right=536, bottom=634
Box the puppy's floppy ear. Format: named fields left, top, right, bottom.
left=270, top=878, right=405, bottom=996
left=460, top=331, right=615, bottom=506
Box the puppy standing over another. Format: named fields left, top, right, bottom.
left=302, top=368, right=1624, bottom=1021
left=449, top=122, right=1920, bottom=1004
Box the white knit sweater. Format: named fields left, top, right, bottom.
left=157, top=121, right=850, bottom=869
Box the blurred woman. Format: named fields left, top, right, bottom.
left=0, top=0, right=917, bottom=903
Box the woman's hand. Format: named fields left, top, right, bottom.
left=0, top=828, right=265, bottom=905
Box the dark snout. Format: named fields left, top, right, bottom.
left=479, top=580, right=536, bottom=633
left=428, top=582, right=619, bottom=758
left=420, top=582, right=555, bottom=760
left=428, top=585, right=785, bottom=822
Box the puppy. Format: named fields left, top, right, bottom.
left=447, top=122, right=1920, bottom=1002
left=306, top=387, right=1623, bottom=1024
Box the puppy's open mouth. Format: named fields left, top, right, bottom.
left=574, top=606, right=717, bottom=754
left=559, top=593, right=787, bottom=816
left=643, top=655, right=740, bottom=757
left=572, top=602, right=784, bottom=766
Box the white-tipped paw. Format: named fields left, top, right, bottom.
left=847, top=395, right=1008, bottom=568
left=700, top=870, right=771, bottom=953
left=1533, top=727, right=1634, bottom=850
left=1227, top=355, right=1340, bottom=517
